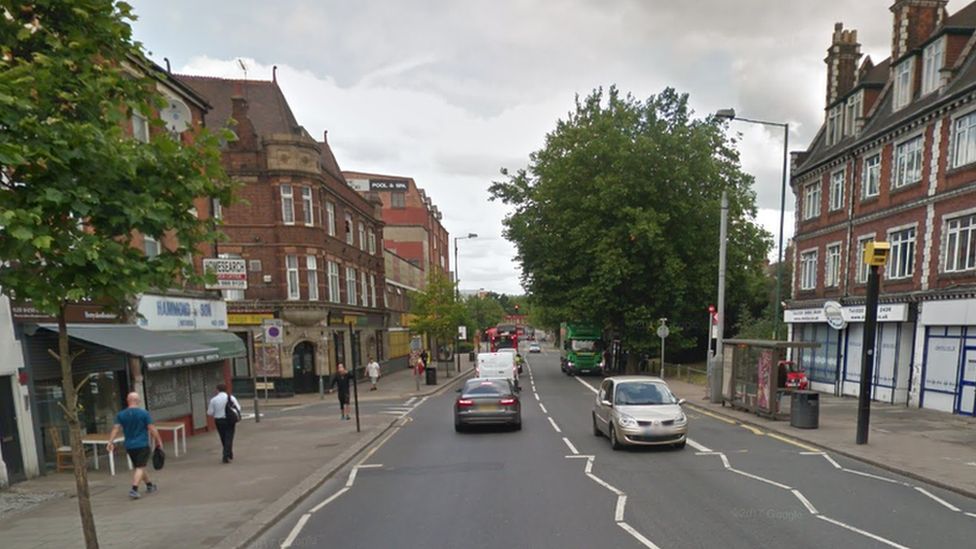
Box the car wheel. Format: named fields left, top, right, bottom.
left=592, top=413, right=602, bottom=437
left=514, top=418, right=522, bottom=431
left=673, top=439, right=687, bottom=450
left=609, top=425, right=623, bottom=451
left=454, top=421, right=464, bottom=433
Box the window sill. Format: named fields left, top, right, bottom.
left=860, top=195, right=880, bottom=205
left=889, top=180, right=922, bottom=196
left=945, top=163, right=976, bottom=178
left=937, top=270, right=976, bottom=281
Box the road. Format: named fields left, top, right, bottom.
left=253, top=349, right=976, bottom=549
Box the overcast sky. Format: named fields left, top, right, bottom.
left=129, top=0, right=969, bottom=295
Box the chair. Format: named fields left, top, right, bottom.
left=48, top=427, right=73, bottom=472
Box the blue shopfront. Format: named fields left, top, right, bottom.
left=916, top=298, right=976, bottom=415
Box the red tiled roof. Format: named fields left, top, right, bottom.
left=174, top=75, right=300, bottom=137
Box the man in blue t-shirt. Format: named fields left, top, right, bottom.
left=107, top=392, right=163, bottom=499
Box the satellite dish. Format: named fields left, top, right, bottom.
left=160, top=97, right=191, bottom=134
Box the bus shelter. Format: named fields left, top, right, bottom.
left=722, top=339, right=820, bottom=419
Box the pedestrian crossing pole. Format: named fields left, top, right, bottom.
left=349, top=321, right=361, bottom=433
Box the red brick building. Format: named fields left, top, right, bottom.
left=343, top=172, right=451, bottom=283
left=177, top=74, right=387, bottom=395
left=788, top=0, right=976, bottom=415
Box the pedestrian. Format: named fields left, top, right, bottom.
left=420, top=349, right=429, bottom=369
left=366, top=356, right=381, bottom=391
left=330, top=363, right=352, bottom=419
left=106, top=392, right=163, bottom=499
left=207, top=383, right=241, bottom=464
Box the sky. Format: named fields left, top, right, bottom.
left=128, top=0, right=970, bottom=295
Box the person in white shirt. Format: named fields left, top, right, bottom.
left=207, top=384, right=241, bottom=464
left=366, top=357, right=381, bottom=391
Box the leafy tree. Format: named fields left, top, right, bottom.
left=490, top=87, right=770, bottom=366
left=463, top=294, right=506, bottom=335
left=409, top=270, right=465, bottom=358
left=0, top=2, right=232, bottom=546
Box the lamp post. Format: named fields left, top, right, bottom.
left=454, top=233, right=478, bottom=373
left=715, top=108, right=790, bottom=340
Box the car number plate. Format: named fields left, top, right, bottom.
left=479, top=404, right=499, bottom=411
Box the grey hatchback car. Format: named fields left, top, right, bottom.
left=592, top=376, right=687, bottom=449
left=454, top=378, right=522, bottom=432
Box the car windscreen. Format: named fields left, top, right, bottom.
left=570, top=340, right=600, bottom=352
left=463, top=380, right=509, bottom=397
left=614, top=382, right=674, bottom=405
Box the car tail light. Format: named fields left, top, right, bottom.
left=500, top=398, right=516, bottom=406
left=457, top=399, right=474, bottom=407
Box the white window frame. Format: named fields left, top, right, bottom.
left=212, top=198, right=222, bottom=220
left=943, top=212, right=976, bottom=273
left=886, top=225, right=917, bottom=280
left=893, top=58, right=914, bottom=110
left=800, top=249, right=818, bottom=291
left=328, top=260, right=341, bottom=303
left=845, top=92, right=862, bottom=136
left=824, top=243, right=841, bottom=288
left=829, top=169, right=845, bottom=211
left=893, top=135, right=924, bottom=189
left=286, top=255, right=300, bottom=300
left=803, top=182, right=821, bottom=220
left=306, top=256, right=319, bottom=301
left=143, top=235, right=160, bottom=258
left=391, top=192, right=406, bottom=208
left=345, top=213, right=354, bottom=245
left=827, top=106, right=843, bottom=146
left=369, top=274, right=377, bottom=308
left=358, top=222, right=366, bottom=251
left=326, top=201, right=336, bottom=236
left=346, top=266, right=357, bottom=305
left=951, top=110, right=976, bottom=169
left=368, top=230, right=376, bottom=255
left=281, top=184, right=295, bottom=225
left=922, top=37, right=945, bottom=96
left=862, top=154, right=881, bottom=199
left=302, top=187, right=314, bottom=226
left=856, top=235, right=875, bottom=284
left=360, top=272, right=369, bottom=306
left=131, top=112, right=150, bottom=143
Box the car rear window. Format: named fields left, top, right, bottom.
left=463, top=380, right=508, bottom=396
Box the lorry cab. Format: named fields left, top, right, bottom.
left=476, top=352, right=520, bottom=389
left=560, top=323, right=603, bottom=376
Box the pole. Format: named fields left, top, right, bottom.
left=319, top=374, right=324, bottom=400
left=349, top=322, right=361, bottom=433
left=455, top=237, right=461, bottom=374
left=660, top=333, right=666, bottom=379
left=774, top=123, right=789, bottom=340
left=711, top=191, right=729, bottom=404
left=856, top=265, right=881, bottom=445
left=252, top=337, right=261, bottom=423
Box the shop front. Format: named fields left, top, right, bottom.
left=786, top=302, right=913, bottom=404
left=915, top=297, right=976, bottom=415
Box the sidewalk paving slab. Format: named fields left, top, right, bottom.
left=667, top=378, right=976, bottom=499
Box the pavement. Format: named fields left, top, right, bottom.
left=0, top=363, right=474, bottom=549
left=665, top=378, right=976, bottom=499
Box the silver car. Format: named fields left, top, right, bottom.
left=592, top=376, right=687, bottom=450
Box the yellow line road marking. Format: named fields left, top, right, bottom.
left=767, top=432, right=821, bottom=453
left=686, top=404, right=736, bottom=425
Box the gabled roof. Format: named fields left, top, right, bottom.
left=174, top=75, right=300, bottom=136
left=947, top=1, right=976, bottom=28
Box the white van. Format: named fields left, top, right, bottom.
left=476, top=352, right=519, bottom=388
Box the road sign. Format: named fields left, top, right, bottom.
left=262, top=319, right=283, bottom=344
left=656, top=325, right=670, bottom=339
left=203, top=258, right=248, bottom=290
left=458, top=325, right=467, bottom=340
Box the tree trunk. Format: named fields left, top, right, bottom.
left=58, top=304, right=99, bottom=549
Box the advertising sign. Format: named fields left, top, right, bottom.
left=757, top=349, right=773, bottom=411
left=10, top=301, right=120, bottom=324
left=458, top=326, right=467, bottom=340
left=823, top=301, right=847, bottom=330
left=136, top=295, right=227, bottom=331
left=369, top=179, right=409, bottom=191
left=203, top=258, right=248, bottom=290
left=254, top=343, right=282, bottom=377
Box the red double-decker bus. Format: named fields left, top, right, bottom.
left=489, top=323, right=518, bottom=352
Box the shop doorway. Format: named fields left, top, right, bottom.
left=0, top=376, right=25, bottom=482
left=958, top=347, right=976, bottom=416
left=292, top=342, right=317, bottom=394
left=332, top=332, right=346, bottom=371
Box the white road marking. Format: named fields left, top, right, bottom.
left=385, top=407, right=414, bottom=411
left=562, top=437, right=579, bottom=455
left=565, top=454, right=595, bottom=459
left=821, top=454, right=842, bottom=469
left=539, top=403, right=548, bottom=413
left=280, top=513, right=311, bottom=548
left=800, top=451, right=824, bottom=455
left=914, top=486, right=961, bottom=512
left=792, top=489, right=819, bottom=515
left=548, top=417, right=562, bottom=433
left=816, top=515, right=910, bottom=549
left=404, top=397, right=417, bottom=406
left=379, top=411, right=407, bottom=416
left=309, top=486, right=350, bottom=513
left=617, top=522, right=662, bottom=549
left=965, top=512, right=976, bottom=519
left=534, top=392, right=540, bottom=401
left=729, top=468, right=792, bottom=490
left=584, top=457, right=594, bottom=474
left=574, top=376, right=599, bottom=393
left=345, top=466, right=359, bottom=488
left=686, top=438, right=712, bottom=453
left=841, top=468, right=907, bottom=485
left=719, top=453, right=731, bottom=469
left=357, top=463, right=383, bottom=469
left=614, top=494, right=627, bottom=521
left=280, top=405, right=310, bottom=412
left=586, top=472, right=624, bottom=496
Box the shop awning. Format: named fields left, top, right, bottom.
left=38, top=324, right=221, bottom=370
left=178, top=331, right=246, bottom=361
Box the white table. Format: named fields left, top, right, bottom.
left=155, top=421, right=186, bottom=457
left=81, top=433, right=128, bottom=476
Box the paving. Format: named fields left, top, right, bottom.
left=0, top=365, right=473, bottom=549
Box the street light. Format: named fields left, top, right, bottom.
left=454, top=233, right=478, bottom=373
left=715, top=107, right=790, bottom=340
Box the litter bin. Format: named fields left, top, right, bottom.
left=425, top=365, right=437, bottom=385
left=469, top=351, right=476, bottom=362
left=790, top=390, right=819, bottom=429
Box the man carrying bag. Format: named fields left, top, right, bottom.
left=207, top=383, right=241, bottom=464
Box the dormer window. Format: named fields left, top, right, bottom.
left=893, top=58, right=914, bottom=110
left=845, top=92, right=862, bottom=136
left=922, top=37, right=945, bottom=96
left=826, top=106, right=843, bottom=146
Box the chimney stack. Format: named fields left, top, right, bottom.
left=230, top=95, right=258, bottom=150
left=825, top=22, right=862, bottom=107
left=890, top=0, right=949, bottom=60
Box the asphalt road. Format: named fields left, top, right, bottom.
left=253, top=349, right=976, bottom=549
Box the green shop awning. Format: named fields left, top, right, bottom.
left=38, top=324, right=220, bottom=370
left=178, top=331, right=246, bottom=361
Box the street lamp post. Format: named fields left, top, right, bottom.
left=715, top=108, right=790, bottom=340
left=454, top=233, right=478, bottom=374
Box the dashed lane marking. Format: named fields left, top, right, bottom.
left=548, top=417, right=562, bottom=433
left=539, top=403, right=548, bottom=413
left=534, top=392, right=540, bottom=401
left=562, top=437, right=579, bottom=455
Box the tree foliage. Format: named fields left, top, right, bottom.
left=490, top=87, right=771, bottom=357
left=409, top=270, right=465, bottom=346
left=462, top=294, right=506, bottom=335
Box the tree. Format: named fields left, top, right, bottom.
left=0, top=2, right=232, bottom=547
left=490, top=87, right=770, bottom=364
left=463, top=294, right=506, bottom=335
left=409, top=270, right=465, bottom=358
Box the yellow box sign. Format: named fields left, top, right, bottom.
left=228, top=313, right=275, bottom=325
left=863, top=241, right=891, bottom=267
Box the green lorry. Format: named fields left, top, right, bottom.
left=560, top=323, right=603, bottom=376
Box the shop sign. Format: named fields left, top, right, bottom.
left=136, top=294, right=228, bottom=331
left=203, top=258, right=247, bottom=290
left=11, top=301, right=121, bottom=324
left=823, top=301, right=847, bottom=330
left=228, top=312, right=274, bottom=325
left=785, top=303, right=909, bottom=324
left=784, top=308, right=825, bottom=323
left=369, top=179, right=409, bottom=191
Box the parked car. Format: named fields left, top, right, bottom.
left=592, top=376, right=687, bottom=450
left=528, top=342, right=541, bottom=353
left=454, top=378, right=522, bottom=432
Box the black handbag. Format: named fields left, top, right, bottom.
left=152, top=446, right=166, bottom=470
